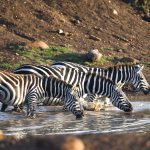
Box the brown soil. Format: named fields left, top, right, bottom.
left=0, top=134, right=150, bottom=150
left=0, top=0, right=150, bottom=58
left=0, top=0, right=150, bottom=80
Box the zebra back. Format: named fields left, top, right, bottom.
left=51, top=62, right=150, bottom=93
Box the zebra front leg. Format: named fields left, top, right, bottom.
left=111, top=97, right=133, bottom=112
left=27, top=99, right=37, bottom=119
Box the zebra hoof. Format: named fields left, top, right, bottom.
left=27, top=112, right=36, bottom=119
left=30, top=114, right=36, bottom=119
left=1, top=109, right=5, bottom=112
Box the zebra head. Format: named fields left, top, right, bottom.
left=130, top=64, right=150, bottom=94
left=110, top=86, right=133, bottom=112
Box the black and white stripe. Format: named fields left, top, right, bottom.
left=0, top=71, right=83, bottom=118
left=10, top=65, right=133, bottom=112
left=51, top=62, right=150, bottom=94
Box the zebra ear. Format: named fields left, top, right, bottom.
left=140, top=65, right=144, bottom=70
left=134, top=64, right=144, bottom=72
left=117, top=81, right=124, bottom=88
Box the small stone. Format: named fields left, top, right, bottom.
left=70, top=18, right=81, bottom=25
left=89, top=35, right=101, bottom=41
left=86, top=49, right=103, bottom=62
left=61, top=137, right=85, bottom=150
left=116, top=49, right=123, bottom=52
left=57, top=29, right=71, bottom=36
left=113, top=9, right=118, bottom=15
left=27, top=41, right=49, bottom=49
left=58, top=29, right=64, bottom=35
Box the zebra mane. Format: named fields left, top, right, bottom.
left=106, top=63, right=141, bottom=70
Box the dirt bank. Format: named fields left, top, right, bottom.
left=0, top=0, right=150, bottom=63
left=0, top=134, right=150, bottom=150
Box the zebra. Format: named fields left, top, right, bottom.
left=1, top=65, right=133, bottom=113
left=0, top=71, right=84, bottom=118
left=51, top=62, right=150, bottom=103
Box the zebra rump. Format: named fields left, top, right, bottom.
left=0, top=71, right=83, bottom=118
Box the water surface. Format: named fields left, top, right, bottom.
left=0, top=98, right=149, bottom=138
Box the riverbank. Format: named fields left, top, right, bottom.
left=0, top=133, right=150, bottom=150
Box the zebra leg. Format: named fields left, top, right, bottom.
left=111, top=99, right=133, bottom=112
left=12, top=104, right=24, bottom=112
left=1, top=104, right=8, bottom=112
left=27, top=99, right=37, bottom=119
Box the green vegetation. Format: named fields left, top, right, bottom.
left=0, top=43, right=114, bottom=70
left=0, top=43, right=86, bottom=70
left=142, top=62, right=150, bottom=66
left=0, top=63, right=19, bottom=70
left=127, top=0, right=150, bottom=18
left=0, top=42, right=148, bottom=71
left=85, top=56, right=113, bottom=67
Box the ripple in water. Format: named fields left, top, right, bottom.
left=0, top=101, right=150, bottom=137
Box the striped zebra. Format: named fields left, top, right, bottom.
left=0, top=71, right=84, bottom=118
left=1, top=65, right=133, bottom=113
left=51, top=62, right=150, bottom=95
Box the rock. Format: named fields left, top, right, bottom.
left=70, top=18, right=81, bottom=25
left=58, top=29, right=64, bottom=35
left=89, top=35, right=101, bottom=41
left=61, top=137, right=85, bottom=150
left=58, top=29, right=71, bottom=36
left=0, top=130, right=5, bottom=141
left=86, top=49, right=103, bottom=62
left=113, top=9, right=118, bottom=15
left=27, top=41, right=49, bottom=49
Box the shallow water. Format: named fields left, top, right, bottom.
left=0, top=97, right=150, bottom=138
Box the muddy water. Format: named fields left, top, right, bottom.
left=0, top=95, right=150, bottom=138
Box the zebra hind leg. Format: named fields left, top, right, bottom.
left=12, top=104, right=24, bottom=113
left=1, top=103, right=8, bottom=112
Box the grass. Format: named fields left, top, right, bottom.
left=125, top=0, right=150, bottom=19
left=142, top=62, right=150, bottom=66
left=0, top=43, right=114, bottom=70
left=84, top=56, right=113, bottom=67
left=0, top=43, right=88, bottom=70
left=0, top=63, right=21, bottom=70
